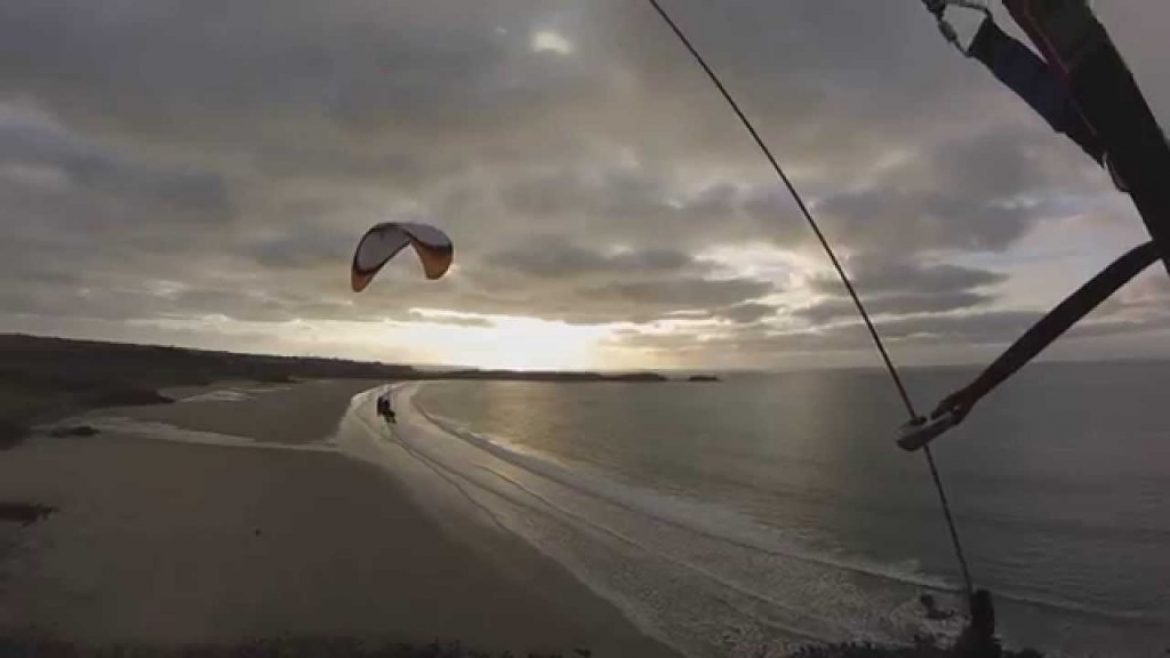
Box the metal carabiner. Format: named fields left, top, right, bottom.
left=896, top=407, right=964, bottom=451
left=924, top=0, right=992, bottom=57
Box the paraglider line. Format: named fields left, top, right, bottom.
left=924, top=445, right=974, bottom=597
left=647, top=0, right=975, bottom=601
left=644, top=0, right=919, bottom=421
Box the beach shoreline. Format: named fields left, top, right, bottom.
left=0, top=379, right=681, bottom=657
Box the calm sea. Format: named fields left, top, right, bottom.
left=399, top=361, right=1170, bottom=657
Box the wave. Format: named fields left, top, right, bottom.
left=989, top=589, right=1154, bottom=623
left=76, top=416, right=337, bottom=453
left=174, top=384, right=294, bottom=403
left=177, top=389, right=253, bottom=403
left=415, top=402, right=957, bottom=593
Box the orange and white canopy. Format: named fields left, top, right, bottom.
left=350, top=222, right=454, bottom=292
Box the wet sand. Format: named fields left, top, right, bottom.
left=0, top=380, right=678, bottom=657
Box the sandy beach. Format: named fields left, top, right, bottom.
left=136, top=379, right=381, bottom=445
left=0, top=379, right=678, bottom=657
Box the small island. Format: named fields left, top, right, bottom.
left=686, top=374, right=721, bottom=383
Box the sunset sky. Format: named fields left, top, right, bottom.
left=3, top=1, right=1170, bottom=371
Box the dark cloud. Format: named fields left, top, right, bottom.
left=487, top=238, right=694, bottom=279
left=804, top=128, right=1105, bottom=257
left=582, top=277, right=771, bottom=308
left=614, top=309, right=1047, bottom=362
left=796, top=291, right=993, bottom=324
left=615, top=295, right=1170, bottom=368
left=879, top=310, right=1041, bottom=344
left=0, top=114, right=233, bottom=229
left=460, top=238, right=777, bottom=324
left=797, top=259, right=1004, bottom=322
left=719, top=302, right=777, bottom=324
left=407, top=310, right=495, bottom=328
left=247, top=228, right=353, bottom=271
left=434, top=271, right=776, bottom=326
left=837, top=261, right=1006, bottom=298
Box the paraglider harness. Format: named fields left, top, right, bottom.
left=649, top=0, right=1170, bottom=652
left=907, top=0, right=1170, bottom=452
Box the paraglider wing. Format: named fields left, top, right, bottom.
left=398, top=222, right=454, bottom=279
left=350, top=222, right=454, bottom=292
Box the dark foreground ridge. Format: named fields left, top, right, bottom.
left=0, top=636, right=1045, bottom=657
left=791, top=640, right=1042, bottom=658
left=0, top=638, right=571, bottom=658
left=0, top=333, right=676, bottom=449
left=0, top=502, right=56, bottom=526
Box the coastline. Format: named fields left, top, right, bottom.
left=0, top=379, right=681, bottom=657
left=0, top=333, right=704, bottom=451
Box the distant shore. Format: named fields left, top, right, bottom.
left=0, top=333, right=715, bottom=449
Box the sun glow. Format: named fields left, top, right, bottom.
left=390, top=314, right=610, bottom=370
left=530, top=29, right=574, bottom=55
left=135, top=313, right=640, bottom=371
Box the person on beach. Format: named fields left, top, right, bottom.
left=377, top=393, right=396, bottom=424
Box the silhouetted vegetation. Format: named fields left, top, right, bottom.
left=48, top=425, right=100, bottom=438
left=0, top=636, right=583, bottom=658
left=0, top=634, right=1049, bottom=658
left=0, top=502, right=56, bottom=526
left=789, top=636, right=1043, bottom=658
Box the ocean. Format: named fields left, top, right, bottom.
left=353, top=362, right=1170, bottom=657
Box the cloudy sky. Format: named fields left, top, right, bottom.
left=3, top=0, right=1170, bottom=370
